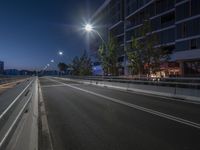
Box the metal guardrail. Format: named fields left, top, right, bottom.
left=54, top=76, right=200, bottom=101
left=57, top=75, right=200, bottom=89
left=0, top=78, right=34, bottom=150
left=0, top=76, right=29, bottom=85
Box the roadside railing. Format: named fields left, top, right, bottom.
left=0, top=76, right=30, bottom=85
left=55, top=76, right=200, bottom=102
left=58, top=75, right=200, bottom=89
left=0, top=77, right=35, bottom=150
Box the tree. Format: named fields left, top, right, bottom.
left=126, top=17, right=171, bottom=77
left=151, top=47, right=171, bottom=75
left=79, top=51, right=93, bottom=76
left=71, top=51, right=92, bottom=76
left=58, top=63, right=68, bottom=73
left=107, top=36, right=119, bottom=75
left=140, top=18, right=158, bottom=76
left=126, top=37, right=143, bottom=76
left=98, top=36, right=119, bottom=76
left=98, top=43, right=109, bottom=75
left=71, top=56, right=81, bottom=75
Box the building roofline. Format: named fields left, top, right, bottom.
left=91, top=0, right=111, bottom=20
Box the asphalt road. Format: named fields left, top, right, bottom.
left=40, top=77, right=200, bottom=150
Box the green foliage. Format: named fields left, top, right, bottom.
left=126, top=18, right=170, bottom=76
left=108, top=36, right=118, bottom=75
left=71, top=51, right=92, bottom=76
left=57, top=63, right=68, bottom=72
left=98, top=36, right=119, bottom=75
left=98, top=43, right=109, bottom=74
left=126, top=37, right=143, bottom=75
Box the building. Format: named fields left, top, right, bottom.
left=0, top=61, right=4, bottom=74
left=90, top=0, right=200, bottom=77
left=4, top=69, right=20, bottom=75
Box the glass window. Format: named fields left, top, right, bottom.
left=176, top=2, right=190, bottom=21
left=175, top=40, right=190, bottom=51
left=177, top=18, right=200, bottom=39
left=176, top=0, right=184, bottom=3
left=161, top=12, right=175, bottom=27
left=151, top=17, right=161, bottom=31
left=191, top=0, right=200, bottom=16
left=190, top=39, right=197, bottom=49
left=160, top=28, right=175, bottom=44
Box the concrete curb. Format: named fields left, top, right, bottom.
left=38, top=80, right=53, bottom=150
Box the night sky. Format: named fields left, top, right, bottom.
left=0, top=0, right=104, bottom=70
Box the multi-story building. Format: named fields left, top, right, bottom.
left=90, top=0, right=200, bottom=77
left=0, top=61, right=4, bottom=74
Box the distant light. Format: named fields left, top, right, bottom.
left=58, top=51, right=63, bottom=56
left=47, top=64, right=50, bottom=67
left=51, top=59, right=54, bottom=63
left=85, top=24, right=93, bottom=32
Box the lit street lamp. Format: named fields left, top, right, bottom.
left=58, top=51, right=64, bottom=56
left=84, top=24, right=106, bottom=44
left=85, top=24, right=93, bottom=32
left=84, top=23, right=106, bottom=77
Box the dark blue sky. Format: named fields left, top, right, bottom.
left=0, top=0, right=104, bottom=70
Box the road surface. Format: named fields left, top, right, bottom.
left=40, top=77, right=200, bottom=150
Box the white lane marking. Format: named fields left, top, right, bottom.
left=47, top=77, right=200, bottom=129
left=0, top=79, right=33, bottom=120
left=0, top=92, right=33, bottom=148
left=41, top=84, right=67, bottom=88
left=39, top=80, right=54, bottom=150
left=41, top=84, right=79, bottom=88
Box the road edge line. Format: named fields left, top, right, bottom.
left=38, top=80, right=53, bottom=150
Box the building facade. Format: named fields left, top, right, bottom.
left=90, top=0, right=200, bottom=77
left=0, top=61, right=4, bottom=75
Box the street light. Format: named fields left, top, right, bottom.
left=58, top=51, right=63, bottom=56
left=84, top=24, right=106, bottom=44
left=84, top=23, right=106, bottom=77
left=85, top=24, right=93, bottom=32
left=51, top=59, right=55, bottom=63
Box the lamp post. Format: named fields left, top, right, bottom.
left=84, top=24, right=106, bottom=44
left=84, top=24, right=106, bottom=77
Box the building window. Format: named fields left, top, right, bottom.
left=176, top=2, right=190, bottom=21
left=181, top=23, right=187, bottom=38
left=176, top=0, right=184, bottom=3
left=161, top=12, right=175, bottom=27
left=175, top=40, right=190, bottom=51
left=177, top=18, right=200, bottom=39
left=190, top=39, right=197, bottom=49
left=191, top=0, right=200, bottom=16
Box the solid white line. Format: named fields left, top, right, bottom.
left=39, top=80, right=54, bottom=150
left=41, top=84, right=80, bottom=88
left=0, top=92, right=33, bottom=148
left=47, top=77, right=200, bottom=129
left=41, top=84, right=66, bottom=88
left=0, top=79, right=33, bottom=120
